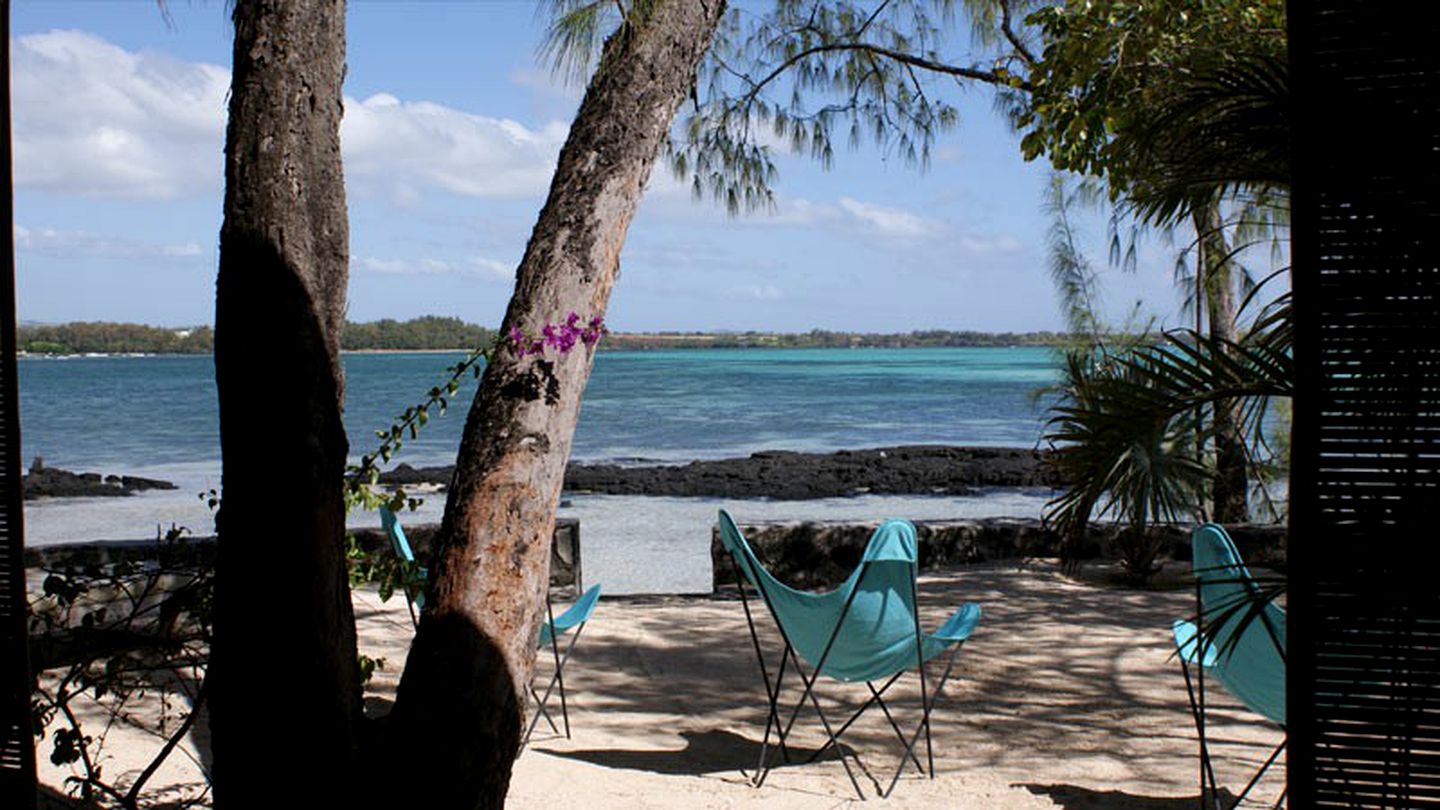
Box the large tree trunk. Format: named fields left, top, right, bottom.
left=1194, top=203, right=1249, bottom=523
left=210, top=2, right=358, bottom=805
left=382, top=2, right=726, bottom=806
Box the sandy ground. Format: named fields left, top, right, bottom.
left=36, top=561, right=1286, bottom=808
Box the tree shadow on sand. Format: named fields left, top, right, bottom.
left=1021, top=783, right=1237, bottom=809
left=534, top=727, right=846, bottom=777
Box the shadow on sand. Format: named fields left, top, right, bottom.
left=535, top=727, right=847, bottom=776
left=1021, top=782, right=1237, bottom=809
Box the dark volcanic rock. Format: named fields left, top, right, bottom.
left=115, top=474, right=178, bottom=492
left=373, top=446, right=1059, bottom=499
left=377, top=463, right=454, bottom=486
left=23, top=461, right=177, bottom=500
left=563, top=445, right=1059, bottom=499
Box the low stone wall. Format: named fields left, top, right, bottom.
left=24, top=536, right=216, bottom=570
left=26, top=518, right=585, bottom=594
left=350, top=518, right=584, bottom=594
left=710, top=518, right=1287, bottom=592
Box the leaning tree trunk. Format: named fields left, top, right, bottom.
left=210, top=2, right=359, bottom=805
left=382, top=2, right=726, bottom=806
left=1194, top=202, right=1249, bottom=523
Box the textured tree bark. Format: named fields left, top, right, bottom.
left=210, top=2, right=359, bottom=805
left=1195, top=203, right=1250, bottom=523
left=382, top=2, right=726, bottom=806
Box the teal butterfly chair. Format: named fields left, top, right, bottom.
left=717, top=510, right=982, bottom=799
left=1171, top=524, right=1285, bottom=809
left=379, top=506, right=602, bottom=745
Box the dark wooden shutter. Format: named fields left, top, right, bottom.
left=0, top=1, right=38, bottom=806
left=1289, top=2, right=1440, bottom=805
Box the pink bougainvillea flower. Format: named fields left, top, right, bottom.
left=509, top=313, right=604, bottom=358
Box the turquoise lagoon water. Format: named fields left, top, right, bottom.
left=19, top=348, right=1063, bottom=591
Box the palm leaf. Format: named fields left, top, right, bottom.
left=1124, top=51, right=1290, bottom=228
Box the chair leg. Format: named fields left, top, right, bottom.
left=1232, top=739, right=1285, bottom=809
left=911, top=574, right=935, bottom=781
left=543, top=597, right=572, bottom=739
left=753, top=644, right=791, bottom=785
left=522, top=619, right=588, bottom=749
left=882, top=644, right=961, bottom=799
left=753, top=564, right=868, bottom=796
left=759, top=645, right=865, bottom=798
left=790, top=663, right=866, bottom=799
left=401, top=583, right=420, bottom=631
left=1178, top=656, right=1223, bottom=810
left=759, top=646, right=829, bottom=788
left=732, top=558, right=795, bottom=780
left=528, top=684, right=560, bottom=734
left=868, top=681, right=925, bottom=774
left=803, top=671, right=906, bottom=765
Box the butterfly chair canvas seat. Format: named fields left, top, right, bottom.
left=1171, top=523, right=1286, bottom=810
left=379, top=507, right=601, bottom=745
left=717, top=510, right=981, bottom=799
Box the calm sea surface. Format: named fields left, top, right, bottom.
left=19, top=348, right=1064, bottom=591
left=18, top=347, right=1061, bottom=471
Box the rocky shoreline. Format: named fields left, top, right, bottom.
left=380, top=445, right=1060, bottom=500
left=22, top=459, right=177, bottom=500
left=21, top=445, right=1059, bottom=502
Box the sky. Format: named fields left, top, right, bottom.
left=9, top=0, right=1201, bottom=333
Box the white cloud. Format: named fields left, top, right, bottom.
left=772, top=198, right=844, bottom=227
left=731, top=284, right=784, bottom=301
left=355, top=254, right=514, bottom=281
left=15, top=224, right=205, bottom=260
left=837, top=197, right=940, bottom=239
left=470, top=257, right=514, bottom=279
left=507, top=67, right=584, bottom=102
left=933, top=145, right=964, bottom=163
left=12, top=30, right=229, bottom=199
left=343, top=93, right=568, bottom=202
left=12, top=31, right=570, bottom=204
left=955, top=234, right=1023, bottom=254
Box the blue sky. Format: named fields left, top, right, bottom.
left=10, top=0, right=1200, bottom=333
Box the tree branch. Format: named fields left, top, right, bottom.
left=124, top=677, right=209, bottom=806
left=1000, top=0, right=1038, bottom=70
left=740, top=40, right=1026, bottom=109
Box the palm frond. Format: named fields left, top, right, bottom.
left=1185, top=569, right=1287, bottom=661
left=1044, top=314, right=1293, bottom=573
left=1124, top=51, right=1290, bottom=228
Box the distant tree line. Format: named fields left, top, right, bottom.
left=18, top=322, right=215, bottom=355
left=19, top=318, right=1071, bottom=355
left=603, top=328, right=1070, bottom=350
left=341, top=316, right=493, bottom=351
left=18, top=317, right=491, bottom=355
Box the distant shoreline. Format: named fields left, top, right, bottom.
left=21, top=342, right=1067, bottom=359
left=19, top=318, right=1074, bottom=356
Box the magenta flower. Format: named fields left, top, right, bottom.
left=508, top=313, right=604, bottom=358
left=508, top=326, right=531, bottom=357
left=581, top=315, right=607, bottom=346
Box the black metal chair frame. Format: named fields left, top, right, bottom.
left=1177, top=577, right=1288, bottom=810
left=523, top=596, right=592, bottom=747
left=727, top=552, right=965, bottom=800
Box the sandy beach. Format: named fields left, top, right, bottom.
left=36, top=560, right=1286, bottom=808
